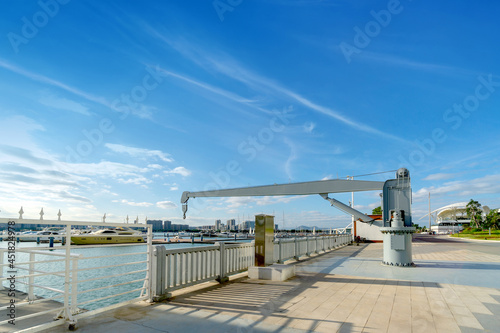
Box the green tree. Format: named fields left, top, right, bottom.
left=485, top=210, right=500, bottom=230
left=372, top=206, right=382, bottom=215
left=466, top=199, right=483, bottom=229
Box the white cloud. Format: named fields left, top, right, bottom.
left=120, top=199, right=153, bottom=207
left=148, top=164, right=163, bottom=170
left=423, top=173, right=457, bottom=181
left=117, top=176, right=152, bottom=185
left=164, top=166, right=192, bottom=177
left=0, top=116, right=45, bottom=151
left=39, top=94, right=91, bottom=116
left=414, top=174, right=500, bottom=201
left=105, top=143, right=173, bottom=162
left=303, top=122, right=316, bottom=133
left=0, top=58, right=110, bottom=108
left=157, top=201, right=177, bottom=209
left=147, top=35, right=409, bottom=143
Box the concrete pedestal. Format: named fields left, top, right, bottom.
left=380, top=227, right=416, bottom=267
left=248, top=264, right=295, bottom=281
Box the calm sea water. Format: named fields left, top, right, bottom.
left=0, top=235, right=228, bottom=311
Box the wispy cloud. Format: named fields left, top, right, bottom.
left=164, top=166, right=192, bottom=177
left=155, top=68, right=260, bottom=105
left=0, top=145, right=53, bottom=166
left=358, top=52, right=488, bottom=77
left=145, top=31, right=409, bottom=143
left=423, top=173, right=458, bottom=181
left=39, top=94, right=91, bottom=116
left=414, top=174, right=500, bottom=201
left=0, top=58, right=156, bottom=120
left=0, top=58, right=110, bottom=107
left=117, top=199, right=153, bottom=207
left=157, top=200, right=177, bottom=209
left=105, top=143, right=173, bottom=162
left=303, top=122, right=316, bottom=133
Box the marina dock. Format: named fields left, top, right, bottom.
left=43, top=234, right=500, bottom=332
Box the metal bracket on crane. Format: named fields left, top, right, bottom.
left=319, top=194, right=374, bottom=223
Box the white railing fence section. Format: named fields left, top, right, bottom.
left=153, top=235, right=351, bottom=300
left=153, top=241, right=255, bottom=300
left=0, top=217, right=153, bottom=331
left=273, top=235, right=351, bottom=263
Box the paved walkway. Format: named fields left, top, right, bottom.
left=44, top=236, right=500, bottom=333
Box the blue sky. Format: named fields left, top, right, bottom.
left=1, top=0, right=499, bottom=228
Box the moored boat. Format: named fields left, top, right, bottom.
left=71, top=227, right=145, bottom=245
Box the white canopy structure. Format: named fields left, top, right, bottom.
left=420, top=202, right=494, bottom=234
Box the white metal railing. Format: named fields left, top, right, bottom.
left=0, top=217, right=153, bottom=331
left=153, top=235, right=351, bottom=300
left=273, top=235, right=351, bottom=263
left=153, top=242, right=254, bottom=300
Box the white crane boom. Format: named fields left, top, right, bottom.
left=181, top=179, right=384, bottom=222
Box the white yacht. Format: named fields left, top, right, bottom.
left=71, top=227, right=145, bottom=245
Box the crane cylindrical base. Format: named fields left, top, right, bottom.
left=380, top=227, right=416, bottom=267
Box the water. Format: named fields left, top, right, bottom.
left=0, top=239, right=212, bottom=311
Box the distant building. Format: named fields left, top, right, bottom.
left=170, top=224, right=189, bottom=231
left=239, top=220, right=255, bottom=231
left=226, top=219, right=236, bottom=231
left=200, top=225, right=214, bottom=231
left=215, top=219, right=222, bottom=230
left=146, top=220, right=163, bottom=232
left=163, top=220, right=172, bottom=230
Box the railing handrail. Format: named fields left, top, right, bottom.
left=163, top=244, right=219, bottom=255
left=0, top=248, right=82, bottom=258
left=0, top=217, right=149, bottom=228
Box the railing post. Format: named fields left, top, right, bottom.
left=294, top=237, right=299, bottom=260
left=278, top=238, right=283, bottom=264
left=306, top=236, right=309, bottom=256
left=152, top=245, right=167, bottom=301
left=71, top=256, right=79, bottom=314
left=28, top=252, right=35, bottom=301
left=145, top=225, right=154, bottom=302
left=217, top=242, right=229, bottom=283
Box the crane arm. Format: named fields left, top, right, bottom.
left=181, top=179, right=384, bottom=221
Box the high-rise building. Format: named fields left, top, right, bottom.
left=163, top=220, right=172, bottom=230
left=226, top=219, right=236, bottom=231
left=215, top=219, right=222, bottom=230
left=146, top=220, right=163, bottom=231
left=239, top=220, right=255, bottom=231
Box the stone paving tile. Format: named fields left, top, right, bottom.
left=41, top=241, right=500, bottom=333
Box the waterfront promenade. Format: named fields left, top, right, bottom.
left=46, top=235, right=500, bottom=332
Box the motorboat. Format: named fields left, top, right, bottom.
left=71, top=227, right=145, bottom=245
left=36, top=227, right=64, bottom=243
left=17, top=230, right=39, bottom=242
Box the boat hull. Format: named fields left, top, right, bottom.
left=71, top=235, right=145, bottom=245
